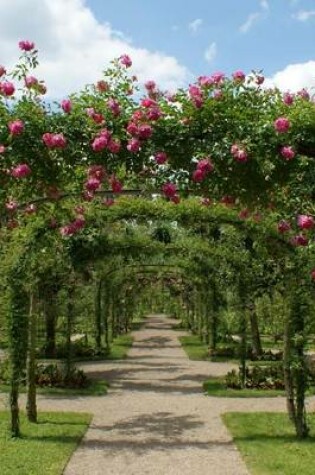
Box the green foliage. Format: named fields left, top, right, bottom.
left=223, top=413, right=315, bottom=474
left=0, top=411, right=91, bottom=475
left=225, top=364, right=285, bottom=390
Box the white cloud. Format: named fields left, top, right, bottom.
left=293, top=10, right=315, bottom=21
left=265, top=61, right=315, bottom=92
left=188, top=19, right=203, bottom=34
left=0, top=0, right=191, bottom=97
left=204, top=42, right=217, bottom=63
left=260, top=0, right=269, bottom=11
left=239, top=12, right=261, bottom=33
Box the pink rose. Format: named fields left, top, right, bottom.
left=192, top=169, right=206, bottom=182
left=297, top=214, right=314, bottom=230
left=280, top=146, right=295, bottom=160
left=274, top=117, right=290, bottom=133
left=211, top=71, right=225, bottom=84
left=1, top=81, right=15, bottom=96
left=138, top=124, right=152, bottom=139
left=25, top=76, right=38, bottom=88
left=107, top=98, right=121, bottom=116
left=96, top=80, right=109, bottom=92
left=277, top=220, right=291, bottom=233
left=107, top=138, right=121, bottom=153
left=91, top=136, right=108, bottom=152
left=88, top=165, right=106, bottom=181
left=255, top=75, right=264, bottom=85
left=0, top=145, right=5, bottom=154
left=154, top=152, right=168, bottom=165
left=61, top=99, right=72, bottom=113
left=110, top=176, right=123, bottom=193
left=11, top=163, right=31, bottom=178
left=297, top=88, right=310, bottom=101
left=127, top=122, right=139, bottom=136
left=119, top=54, right=132, bottom=67
left=144, top=80, right=156, bottom=91
left=283, top=92, right=294, bottom=106
left=189, top=85, right=204, bottom=108
left=234, top=149, right=248, bottom=162
left=291, top=235, right=308, bottom=247
left=162, top=182, right=177, bottom=198
left=141, top=98, right=156, bottom=108
left=85, top=177, right=101, bottom=192
left=198, top=75, right=214, bottom=87
left=127, top=138, right=141, bottom=153
left=8, top=120, right=24, bottom=135
left=146, top=107, right=162, bottom=121
left=52, top=133, right=67, bottom=148
left=42, top=132, right=66, bottom=149
left=232, top=70, right=245, bottom=82
left=19, top=40, right=35, bottom=51
left=197, top=158, right=214, bottom=173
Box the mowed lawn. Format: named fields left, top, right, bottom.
left=223, top=412, right=315, bottom=475
left=0, top=411, right=91, bottom=475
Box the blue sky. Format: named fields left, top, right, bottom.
left=86, top=0, right=315, bottom=79
left=0, top=0, right=314, bottom=97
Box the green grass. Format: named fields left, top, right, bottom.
left=178, top=335, right=210, bottom=360
left=223, top=412, right=315, bottom=475
left=203, top=377, right=288, bottom=398
left=0, top=411, right=91, bottom=475
left=204, top=377, right=315, bottom=398
left=104, top=334, right=133, bottom=360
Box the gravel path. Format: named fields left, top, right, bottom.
left=1, top=314, right=311, bottom=474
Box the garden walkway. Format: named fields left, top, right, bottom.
left=0, top=315, right=297, bottom=474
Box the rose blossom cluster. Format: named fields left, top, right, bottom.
left=232, top=70, right=246, bottom=83
left=154, top=151, right=168, bottom=165
left=8, top=120, right=24, bottom=135
left=19, top=40, right=35, bottom=51
left=125, top=103, right=162, bottom=152
left=0, top=81, right=15, bottom=96
left=60, top=215, right=86, bottom=237
left=119, top=54, right=132, bottom=68
left=42, top=132, right=67, bottom=149
left=274, top=117, right=290, bottom=133
left=192, top=157, right=214, bottom=182
left=82, top=164, right=123, bottom=200
left=280, top=146, right=295, bottom=161
left=86, top=107, right=105, bottom=124
left=91, top=128, right=121, bottom=154
left=139, top=97, right=162, bottom=120
left=107, top=98, right=121, bottom=117
left=230, top=144, right=248, bottom=163
left=144, top=80, right=161, bottom=101
left=189, top=85, right=204, bottom=108
left=297, top=214, right=314, bottom=230
left=162, top=182, right=180, bottom=203
left=11, top=163, right=31, bottom=178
